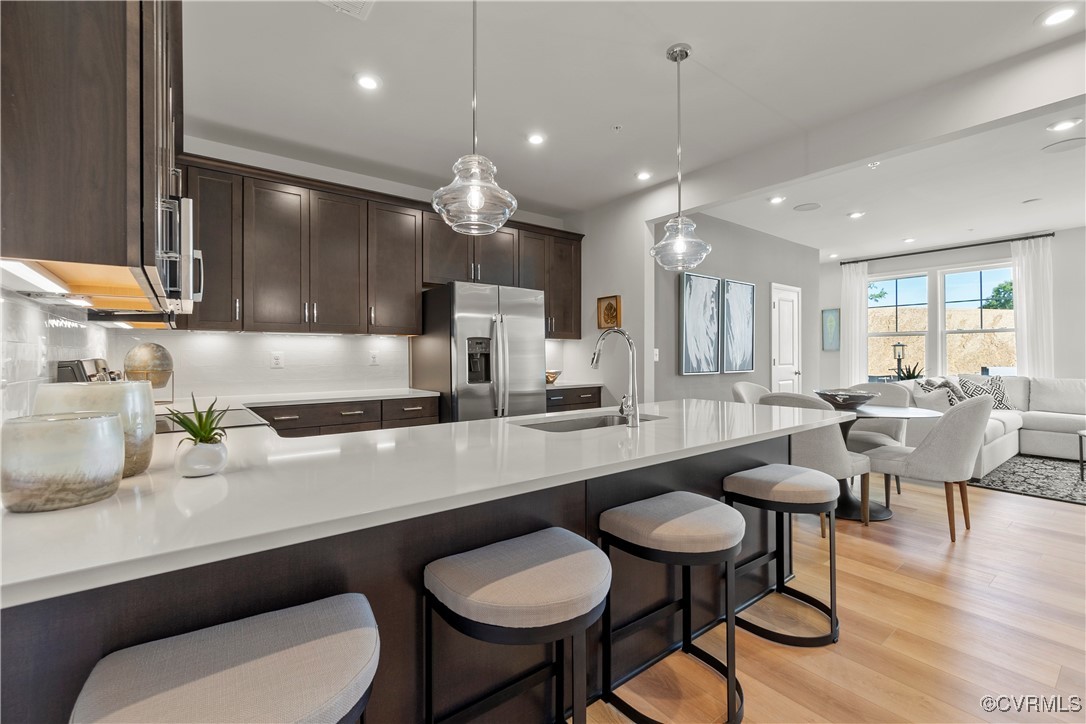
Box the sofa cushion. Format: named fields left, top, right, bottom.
left=1028, top=378, right=1086, bottom=415
left=991, top=409, right=1023, bottom=433
left=960, top=374, right=1030, bottom=411
left=1019, top=411, right=1086, bottom=435
left=959, top=376, right=1013, bottom=410
left=914, top=388, right=954, bottom=412
left=982, top=418, right=1008, bottom=444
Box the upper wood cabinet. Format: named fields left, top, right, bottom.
left=546, top=236, right=581, bottom=339
left=517, top=231, right=547, bottom=292
left=368, top=204, right=422, bottom=334
left=243, top=179, right=311, bottom=332
left=422, top=213, right=516, bottom=287
left=183, top=167, right=243, bottom=330
left=311, top=191, right=369, bottom=334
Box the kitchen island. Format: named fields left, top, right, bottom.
left=1, top=399, right=851, bottom=722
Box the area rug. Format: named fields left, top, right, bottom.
left=972, top=455, right=1085, bottom=505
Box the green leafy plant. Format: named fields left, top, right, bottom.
left=166, top=394, right=229, bottom=446
left=897, top=362, right=925, bottom=380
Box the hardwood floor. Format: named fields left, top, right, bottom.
left=588, top=480, right=1086, bottom=723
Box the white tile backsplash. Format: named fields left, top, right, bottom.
left=1, top=290, right=109, bottom=419
left=106, top=329, right=410, bottom=400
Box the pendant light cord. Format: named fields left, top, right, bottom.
left=472, top=0, right=477, bottom=155
left=675, top=53, right=682, bottom=217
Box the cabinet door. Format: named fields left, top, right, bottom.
left=422, top=212, right=472, bottom=285
left=368, top=203, right=422, bottom=334
left=517, top=231, right=547, bottom=291
left=474, top=227, right=517, bottom=286
left=185, top=167, right=242, bottom=330
left=546, top=237, right=581, bottom=339
left=243, top=179, right=310, bottom=332
left=311, top=191, right=368, bottom=333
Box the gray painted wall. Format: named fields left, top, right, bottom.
left=653, top=214, right=821, bottom=402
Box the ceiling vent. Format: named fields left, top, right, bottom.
left=318, top=0, right=375, bottom=22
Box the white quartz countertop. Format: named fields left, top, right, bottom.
left=545, top=382, right=603, bottom=388
left=1, top=399, right=852, bottom=607
left=155, top=387, right=439, bottom=414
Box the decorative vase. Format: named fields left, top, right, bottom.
left=174, top=442, right=228, bottom=478
left=1, top=413, right=125, bottom=513
left=34, top=381, right=155, bottom=477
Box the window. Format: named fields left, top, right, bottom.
left=867, top=275, right=927, bottom=381
left=944, top=267, right=1016, bottom=375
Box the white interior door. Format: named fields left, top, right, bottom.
left=771, top=284, right=802, bottom=392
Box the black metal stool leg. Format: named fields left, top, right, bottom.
left=725, top=558, right=738, bottom=724
left=554, top=639, right=565, bottom=723
left=681, top=565, right=693, bottom=652
left=424, top=594, right=435, bottom=724
left=774, top=511, right=785, bottom=593
left=828, top=510, right=838, bottom=643
left=571, top=630, right=587, bottom=724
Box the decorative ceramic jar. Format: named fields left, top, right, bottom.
left=175, top=442, right=228, bottom=478
left=34, top=381, right=155, bottom=477
left=1, top=413, right=125, bottom=512
left=123, top=342, right=174, bottom=403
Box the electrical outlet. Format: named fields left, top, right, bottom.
left=270, top=351, right=285, bottom=369
left=653, top=348, right=660, bottom=362
left=369, top=351, right=379, bottom=366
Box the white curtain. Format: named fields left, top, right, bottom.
left=1011, top=236, right=1054, bottom=377
left=840, top=261, right=869, bottom=386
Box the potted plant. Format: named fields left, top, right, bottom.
left=167, top=395, right=230, bottom=478
left=897, top=362, right=925, bottom=380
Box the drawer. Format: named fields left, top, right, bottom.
left=382, top=397, right=439, bottom=421
left=275, top=426, right=321, bottom=438
left=382, top=416, right=439, bottom=429
left=546, top=387, right=601, bottom=408
left=253, top=401, right=381, bottom=429
left=547, top=402, right=600, bottom=413
left=321, top=422, right=381, bottom=435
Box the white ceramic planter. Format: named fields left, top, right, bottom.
left=34, top=381, right=155, bottom=478
left=1, top=413, right=125, bottom=512
left=175, top=442, right=228, bottom=478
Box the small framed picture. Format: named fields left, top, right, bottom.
left=597, top=295, right=622, bottom=328
left=822, top=308, right=841, bottom=351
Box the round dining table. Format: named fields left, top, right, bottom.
left=836, top=404, right=944, bottom=522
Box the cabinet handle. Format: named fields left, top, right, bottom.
left=340, top=410, right=367, bottom=416
left=313, top=302, right=318, bottom=324
left=235, top=298, right=240, bottom=321
left=370, top=306, right=376, bottom=325
left=579, top=394, right=593, bottom=398
left=476, top=263, right=481, bottom=280
left=549, top=396, right=564, bottom=401
left=402, top=406, right=423, bottom=411
left=273, top=415, right=300, bottom=421
left=304, top=302, right=309, bottom=323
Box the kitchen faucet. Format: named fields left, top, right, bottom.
left=590, top=327, right=639, bottom=428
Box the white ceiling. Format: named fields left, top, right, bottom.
left=183, top=1, right=1086, bottom=218
left=703, top=101, right=1086, bottom=260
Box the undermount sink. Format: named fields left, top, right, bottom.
left=519, top=414, right=665, bottom=433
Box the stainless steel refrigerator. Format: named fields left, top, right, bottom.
left=410, top=282, right=547, bottom=422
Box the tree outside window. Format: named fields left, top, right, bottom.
left=867, top=276, right=927, bottom=380
left=945, top=268, right=1016, bottom=375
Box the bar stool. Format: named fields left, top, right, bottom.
left=723, top=463, right=839, bottom=647
left=423, top=527, right=611, bottom=724
left=599, top=491, right=745, bottom=724
left=70, top=593, right=380, bottom=723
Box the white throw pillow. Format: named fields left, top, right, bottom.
left=914, top=388, right=953, bottom=412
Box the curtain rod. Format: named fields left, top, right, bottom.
left=838, top=233, right=1054, bottom=266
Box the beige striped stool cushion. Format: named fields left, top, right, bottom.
left=600, top=491, right=745, bottom=554
left=724, top=463, right=838, bottom=505
left=424, top=527, right=611, bottom=629
left=70, top=593, right=379, bottom=724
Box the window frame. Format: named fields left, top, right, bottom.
left=937, top=262, right=1016, bottom=375
left=865, top=273, right=928, bottom=380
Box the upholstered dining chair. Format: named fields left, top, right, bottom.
left=846, top=383, right=912, bottom=498
left=864, top=396, right=993, bottom=542
left=732, top=382, right=771, bottom=404
left=760, top=393, right=873, bottom=531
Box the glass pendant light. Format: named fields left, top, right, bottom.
left=432, top=0, right=517, bottom=235
left=650, top=43, right=711, bottom=271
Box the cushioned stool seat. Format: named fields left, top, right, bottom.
left=600, top=491, right=745, bottom=554
left=723, top=463, right=838, bottom=505
left=71, top=593, right=379, bottom=724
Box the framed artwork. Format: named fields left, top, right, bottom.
left=597, top=295, right=622, bottom=328
left=723, top=279, right=755, bottom=373
left=681, top=273, right=721, bottom=375
left=822, top=308, right=841, bottom=351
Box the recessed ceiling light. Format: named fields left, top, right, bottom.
left=828, top=253, right=839, bottom=259
left=903, top=238, right=916, bottom=243
left=353, top=74, right=381, bottom=90
left=1038, top=5, right=1077, bottom=26
left=1047, top=118, right=1083, bottom=131
left=848, top=211, right=866, bottom=219
left=1042, top=137, right=1086, bottom=153
left=793, top=202, right=821, bottom=212
left=1021, top=198, right=1042, bottom=204
left=636, top=171, right=653, bottom=181
left=867, top=162, right=880, bottom=169
left=527, top=133, right=545, bottom=145
left=769, top=195, right=786, bottom=204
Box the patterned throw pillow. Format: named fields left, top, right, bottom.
left=914, top=387, right=954, bottom=412
left=918, top=377, right=966, bottom=405
left=959, top=376, right=1014, bottom=410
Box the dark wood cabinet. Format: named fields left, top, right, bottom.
left=368, top=203, right=422, bottom=335
left=422, top=213, right=516, bottom=287
left=546, top=236, right=581, bottom=339
left=310, top=191, right=368, bottom=334
left=243, top=179, right=310, bottom=332
left=184, top=167, right=242, bottom=330
left=475, top=227, right=517, bottom=286
left=545, top=385, right=602, bottom=412
left=251, top=397, right=437, bottom=437
left=517, top=231, right=548, bottom=292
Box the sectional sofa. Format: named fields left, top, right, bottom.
left=894, top=374, right=1086, bottom=479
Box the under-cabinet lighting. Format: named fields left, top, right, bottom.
left=0, top=260, right=69, bottom=294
